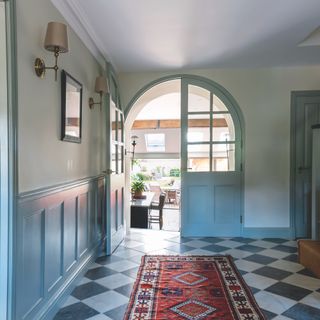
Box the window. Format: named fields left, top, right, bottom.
left=145, top=133, right=165, bottom=152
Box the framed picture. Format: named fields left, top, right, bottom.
left=61, top=70, right=82, bottom=143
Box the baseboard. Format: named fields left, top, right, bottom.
left=242, top=227, right=295, bottom=239
left=39, top=243, right=103, bottom=320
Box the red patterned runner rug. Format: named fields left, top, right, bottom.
left=124, top=255, right=266, bottom=320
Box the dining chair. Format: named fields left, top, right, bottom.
left=148, top=192, right=166, bottom=229
left=167, top=190, right=177, bottom=205
left=149, top=183, right=162, bottom=198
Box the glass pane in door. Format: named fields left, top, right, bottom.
left=111, top=144, right=117, bottom=173
left=119, top=113, right=124, bottom=143
left=212, top=143, right=235, bottom=171
left=188, top=114, right=210, bottom=143
left=212, top=113, right=235, bottom=142
left=187, top=144, right=210, bottom=172
left=118, top=145, right=124, bottom=174
left=212, top=95, right=228, bottom=112
left=188, top=85, right=210, bottom=112
left=111, top=101, right=117, bottom=141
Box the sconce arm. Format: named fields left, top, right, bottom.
left=34, top=47, right=61, bottom=81
left=89, top=92, right=103, bottom=109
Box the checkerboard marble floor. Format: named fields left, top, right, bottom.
left=54, top=229, right=320, bottom=320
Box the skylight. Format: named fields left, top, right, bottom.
left=145, top=133, right=165, bottom=152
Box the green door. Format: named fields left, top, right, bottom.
left=292, top=92, right=320, bottom=238
left=106, top=72, right=125, bottom=254
left=180, top=77, right=243, bottom=237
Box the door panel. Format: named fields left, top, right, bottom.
left=187, top=184, right=210, bottom=225
left=214, top=185, right=236, bottom=224
left=117, top=187, right=124, bottom=229
left=110, top=190, right=117, bottom=233
left=293, top=94, right=320, bottom=238
left=181, top=78, right=242, bottom=237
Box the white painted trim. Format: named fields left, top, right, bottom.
left=50, top=0, right=111, bottom=68
left=134, top=153, right=180, bottom=159
left=0, top=5, right=9, bottom=318
left=242, top=227, right=295, bottom=239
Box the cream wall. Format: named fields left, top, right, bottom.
left=17, top=0, right=106, bottom=192
left=119, top=66, right=320, bottom=228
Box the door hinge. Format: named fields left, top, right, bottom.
left=240, top=163, right=243, bottom=171
left=240, top=216, right=243, bottom=224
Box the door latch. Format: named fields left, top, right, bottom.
left=105, top=169, right=115, bottom=174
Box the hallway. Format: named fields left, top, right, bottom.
left=54, top=230, right=320, bottom=320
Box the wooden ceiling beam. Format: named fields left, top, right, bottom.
left=132, top=118, right=227, bottom=129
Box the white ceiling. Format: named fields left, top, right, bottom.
left=52, top=0, right=320, bottom=72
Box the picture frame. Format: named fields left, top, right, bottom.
left=61, top=70, right=83, bottom=143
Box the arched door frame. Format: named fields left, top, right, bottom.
left=124, top=74, right=245, bottom=234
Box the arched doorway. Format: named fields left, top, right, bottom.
left=125, top=75, right=244, bottom=237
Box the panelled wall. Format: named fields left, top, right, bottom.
left=15, top=176, right=105, bottom=320
left=14, top=0, right=108, bottom=318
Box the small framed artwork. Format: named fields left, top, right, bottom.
left=61, top=70, right=82, bottom=143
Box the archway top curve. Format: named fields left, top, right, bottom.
left=125, top=74, right=244, bottom=135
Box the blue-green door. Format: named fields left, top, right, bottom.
left=180, top=77, right=243, bottom=237
left=292, top=92, right=320, bottom=238
left=106, top=72, right=125, bottom=254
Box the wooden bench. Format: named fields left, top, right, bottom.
left=298, top=239, right=320, bottom=278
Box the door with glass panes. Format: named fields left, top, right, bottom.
left=181, top=77, right=242, bottom=236
left=106, top=73, right=125, bottom=254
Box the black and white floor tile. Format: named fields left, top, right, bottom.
left=54, top=229, right=320, bottom=320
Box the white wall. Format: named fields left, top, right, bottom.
left=119, top=66, right=320, bottom=228
left=17, top=0, right=106, bottom=192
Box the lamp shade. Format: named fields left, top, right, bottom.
left=44, top=22, right=69, bottom=53
left=95, top=76, right=109, bottom=94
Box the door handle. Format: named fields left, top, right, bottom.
left=105, top=169, right=115, bottom=174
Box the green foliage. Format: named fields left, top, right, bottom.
left=169, top=168, right=181, bottom=177
left=131, top=179, right=146, bottom=192
left=131, top=159, right=141, bottom=167
left=133, top=172, right=152, bottom=181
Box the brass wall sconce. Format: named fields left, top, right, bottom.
left=34, top=22, right=69, bottom=81
left=89, top=76, right=109, bottom=109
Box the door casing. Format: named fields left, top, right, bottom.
left=1, top=0, right=18, bottom=319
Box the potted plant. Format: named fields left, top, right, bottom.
left=131, top=179, right=146, bottom=198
